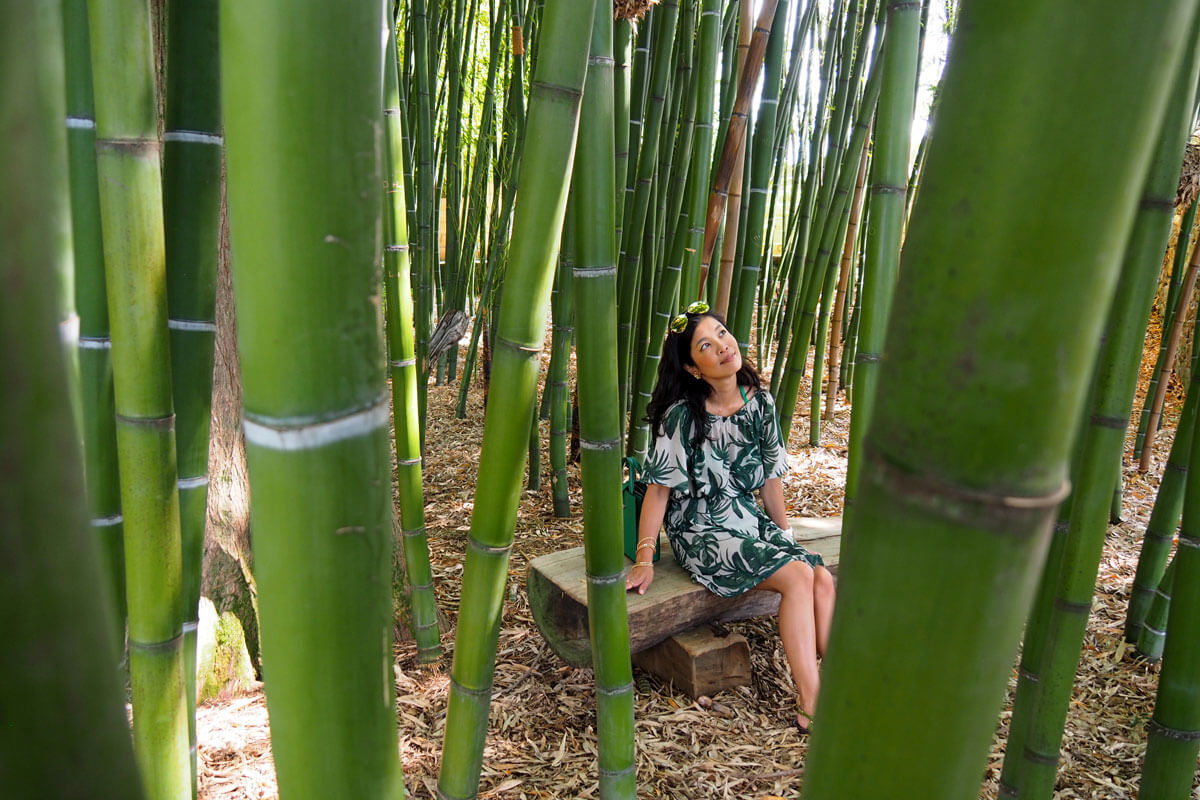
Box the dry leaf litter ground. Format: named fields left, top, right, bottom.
left=198, top=338, right=1195, bottom=799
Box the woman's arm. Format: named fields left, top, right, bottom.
left=760, top=476, right=790, bottom=530
left=625, top=483, right=670, bottom=595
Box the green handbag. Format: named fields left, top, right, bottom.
left=622, top=457, right=659, bottom=563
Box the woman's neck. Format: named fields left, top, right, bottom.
left=703, top=375, right=744, bottom=414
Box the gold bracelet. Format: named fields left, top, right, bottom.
left=634, top=560, right=654, bottom=568
left=636, top=541, right=656, bottom=553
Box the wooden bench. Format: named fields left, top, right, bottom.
left=527, top=518, right=841, bottom=695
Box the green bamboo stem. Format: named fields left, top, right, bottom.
left=1127, top=358, right=1200, bottom=643
left=1138, top=556, right=1176, bottom=661
left=220, top=2, right=405, bottom=796
left=1139, top=421, right=1200, bottom=798
left=570, top=8, right=637, bottom=794
left=385, top=17, right=441, bottom=665
left=411, top=0, right=437, bottom=429
left=548, top=219, right=575, bottom=518
left=438, top=3, right=595, bottom=795
left=63, top=0, right=125, bottom=651
left=1007, top=17, right=1200, bottom=797
left=0, top=2, right=144, bottom=794
left=843, top=0, right=922, bottom=501
left=801, top=2, right=1198, bottom=797
left=825, top=148, right=869, bottom=421
left=162, top=0, right=222, bottom=789
left=88, top=0, right=190, bottom=795
left=1136, top=198, right=1199, bottom=459
left=1139, top=231, right=1200, bottom=472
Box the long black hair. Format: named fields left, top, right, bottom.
left=645, top=310, right=762, bottom=452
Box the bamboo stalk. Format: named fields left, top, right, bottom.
left=570, top=8, right=638, bottom=794
left=63, top=0, right=126, bottom=651
left=843, top=0, right=922, bottom=499
left=1138, top=556, right=1177, bottom=661
left=438, top=3, right=596, bottom=795
left=161, top=1, right=222, bottom=788
left=1005, top=15, right=1200, bottom=797
left=1139, top=414, right=1200, bottom=798
left=87, top=0, right=190, bottom=794
left=0, top=1, right=144, bottom=793
left=220, top=2, right=405, bottom=796
left=1139, top=239, right=1200, bottom=471
left=385, top=15, right=441, bottom=665
left=825, top=142, right=869, bottom=421
left=1127, top=352, right=1200, bottom=644
left=801, top=1, right=1199, bottom=797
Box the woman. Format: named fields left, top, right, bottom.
left=625, top=301, right=835, bottom=733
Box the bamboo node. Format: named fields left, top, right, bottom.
left=1022, top=746, right=1060, bottom=766
left=449, top=677, right=494, bottom=699
left=1147, top=719, right=1200, bottom=741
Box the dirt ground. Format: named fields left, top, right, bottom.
left=196, top=352, right=1193, bottom=800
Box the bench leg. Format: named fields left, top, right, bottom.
left=632, top=626, right=751, bottom=699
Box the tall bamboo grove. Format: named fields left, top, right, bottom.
left=438, top=2, right=597, bottom=797
left=88, top=0, right=190, bottom=795
left=221, top=2, right=405, bottom=797
left=0, top=0, right=144, bottom=794
left=800, top=1, right=1199, bottom=798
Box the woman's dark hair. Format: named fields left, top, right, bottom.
left=645, top=311, right=762, bottom=452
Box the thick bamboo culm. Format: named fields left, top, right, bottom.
left=1003, top=17, right=1200, bottom=798
left=0, top=1, right=144, bottom=794
left=438, top=3, right=597, bottom=796
left=219, top=2, right=405, bottom=797
left=384, top=17, right=441, bottom=665
left=63, top=0, right=126, bottom=651
left=801, top=1, right=1199, bottom=798
left=87, top=0, right=191, bottom=795
left=570, top=8, right=638, bottom=795
left=161, top=1, right=222, bottom=789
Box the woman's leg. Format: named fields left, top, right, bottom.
left=814, top=565, right=836, bottom=658
left=756, top=560, right=820, bottom=720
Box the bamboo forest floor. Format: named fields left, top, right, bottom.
left=197, top=348, right=1192, bottom=800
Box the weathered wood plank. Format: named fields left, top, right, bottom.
left=526, top=518, right=841, bottom=667
left=631, top=627, right=751, bottom=698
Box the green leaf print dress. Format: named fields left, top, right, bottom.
left=643, top=389, right=823, bottom=598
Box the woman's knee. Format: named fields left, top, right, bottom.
left=771, top=559, right=814, bottom=594
left=813, top=565, right=835, bottom=601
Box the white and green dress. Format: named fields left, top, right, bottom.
left=643, top=389, right=823, bottom=598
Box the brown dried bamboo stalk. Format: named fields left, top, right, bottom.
left=825, top=143, right=871, bottom=420
left=697, top=0, right=780, bottom=291
left=1140, top=235, right=1200, bottom=470
left=712, top=0, right=755, bottom=315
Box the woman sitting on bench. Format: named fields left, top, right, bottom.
left=625, top=301, right=835, bottom=734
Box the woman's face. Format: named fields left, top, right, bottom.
left=688, top=315, right=741, bottom=381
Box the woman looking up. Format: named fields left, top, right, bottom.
left=625, top=301, right=835, bottom=733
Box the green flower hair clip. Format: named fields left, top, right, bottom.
left=669, top=300, right=709, bottom=333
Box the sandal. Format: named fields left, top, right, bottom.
left=795, top=710, right=814, bottom=735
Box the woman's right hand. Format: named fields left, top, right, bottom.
left=625, top=563, right=655, bottom=595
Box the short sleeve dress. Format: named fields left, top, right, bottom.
left=642, top=389, right=823, bottom=598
